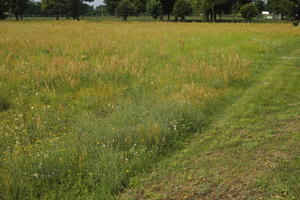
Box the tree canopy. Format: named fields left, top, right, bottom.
left=0, top=0, right=8, bottom=19
left=173, top=0, right=192, bottom=21
left=7, top=0, right=30, bottom=20
left=146, top=0, right=163, bottom=20
left=240, top=3, right=259, bottom=20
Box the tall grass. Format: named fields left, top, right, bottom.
left=0, top=21, right=299, bottom=199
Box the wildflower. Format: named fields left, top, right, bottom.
left=33, top=173, right=39, bottom=178
left=31, top=106, right=34, bottom=110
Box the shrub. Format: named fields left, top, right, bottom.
left=293, top=20, right=299, bottom=26
left=240, top=3, right=259, bottom=20
left=0, top=96, right=10, bottom=112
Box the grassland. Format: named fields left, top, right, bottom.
left=0, top=21, right=299, bottom=199
left=120, top=47, right=300, bottom=200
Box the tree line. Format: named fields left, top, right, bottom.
left=0, top=0, right=96, bottom=20
left=0, top=0, right=299, bottom=23
left=108, top=0, right=300, bottom=22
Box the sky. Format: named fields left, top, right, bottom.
left=34, top=0, right=104, bottom=7
left=88, top=0, right=104, bottom=7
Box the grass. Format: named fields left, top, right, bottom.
left=119, top=49, right=300, bottom=199
left=0, top=21, right=299, bottom=199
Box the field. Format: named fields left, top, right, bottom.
left=0, top=21, right=299, bottom=199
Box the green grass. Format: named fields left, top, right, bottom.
left=0, top=22, right=299, bottom=199
left=120, top=48, right=300, bottom=200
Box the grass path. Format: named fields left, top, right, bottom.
left=119, top=49, right=300, bottom=200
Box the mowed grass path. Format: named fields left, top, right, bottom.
left=120, top=49, right=300, bottom=200
left=0, top=22, right=299, bottom=199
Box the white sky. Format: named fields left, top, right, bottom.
left=34, top=0, right=104, bottom=7
left=88, top=0, right=104, bottom=7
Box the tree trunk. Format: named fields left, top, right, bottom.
left=160, top=15, right=163, bottom=21
left=212, top=9, right=216, bottom=22
left=168, top=14, right=170, bottom=21
left=124, top=16, right=127, bottom=21
left=15, top=14, right=19, bottom=21
left=56, top=13, right=59, bottom=20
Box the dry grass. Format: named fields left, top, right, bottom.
left=0, top=21, right=299, bottom=199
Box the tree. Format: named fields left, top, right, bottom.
left=67, top=0, right=94, bottom=20
left=94, top=5, right=109, bottom=16
left=191, top=0, right=201, bottom=17
left=146, top=0, right=163, bottom=20
left=116, top=0, right=135, bottom=20
left=41, top=0, right=66, bottom=20
left=160, top=0, right=176, bottom=20
left=290, top=0, right=300, bottom=21
left=26, top=1, right=43, bottom=17
left=254, top=0, right=265, bottom=18
left=0, top=0, right=8, bottom=19
left=81, top=3, right=94, bottom=16
left=199, top=0, right=215, bottom=22
left=7, top=0, right=30, bottom=20
left=267, top=0, right=293, bottom=19
left=240, top=3, right=259, bottom=20
left=133, top=0, right=147, bottom=15
left=104, top=0, right=145, bottom=17
left=214, top=0, right=232, bottom=21
left=104, top=0, right=120, bottom=15
left=173, top=0, right=192, bottom=21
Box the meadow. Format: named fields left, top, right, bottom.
left=0, top=21, right=299, bottom=199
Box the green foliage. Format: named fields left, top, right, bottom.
left=116, top=0, right=135, bottom=20
left=240, top=3, right=259, bottom=20
left=267, top=0, right=293, bottom=17
left=41, top=0, right=65, bottom=19
left=254, top=0, right=265, bottom=13
left=173, top=0, right=192, bottom=21
left=41, top=0, right=94, bottom=20
left=293, top=20, right=299, bottom=26
left=160, top=0, right=176, bottom=20
left=0, top=0, right=8, bottom=19
left=0, top=96, right=10, bottom=112
left=25, top=1, right=43, bottom=16
left=104, top=0, right=120, bottom=15
left=146, top=0, right=163, bottom=20
left=7, top=0, right=30, bottom=20
left=133, top=0, right=147, bottom=15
